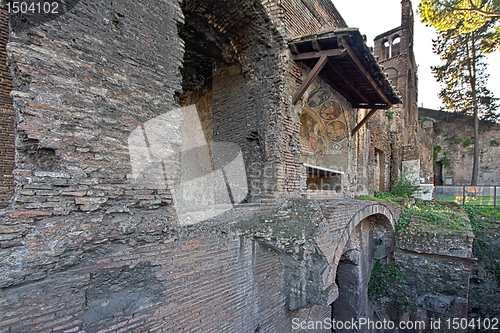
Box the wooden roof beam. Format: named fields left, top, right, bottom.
left=292, top=48, right=345, bottom=61
left=338, top=37, right=392, bottom=108
left=325, top=58, right=372, bottom=105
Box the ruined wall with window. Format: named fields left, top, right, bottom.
left=370, top=0, right=423, bottom=194
left=420, top=108, right=500, bottom=186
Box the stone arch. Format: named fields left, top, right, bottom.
left=331, top=209, right=395, bottom=323
left=322, top=203, right=394, bottom=300
left=332, top=204, right=394, bottom=268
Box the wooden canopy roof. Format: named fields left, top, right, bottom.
left=289, top=28, right=401, bottom=110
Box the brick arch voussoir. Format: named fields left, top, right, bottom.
left=322, top=203, right=395, bottom=292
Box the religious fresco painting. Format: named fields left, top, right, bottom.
left=300, top=88, right=349, bottom=163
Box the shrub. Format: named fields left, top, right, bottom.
left=490, top=139, right=500, bottom=147
left=441, top=151, right=451, bottom=167
left=390, top=176, right=418, bottom=198
left=387, top=263, right=404, bottom=281
left=463, top=138, right=473, bottom=148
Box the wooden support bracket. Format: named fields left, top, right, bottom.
left=351, top=108, right=378, bottom=136
left=292, top=55, right=328, bottom=105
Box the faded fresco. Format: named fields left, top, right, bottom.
left=299, top=88, right=349, bottom=172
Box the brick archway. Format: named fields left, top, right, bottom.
left=320, top=202, right=395, bottom=304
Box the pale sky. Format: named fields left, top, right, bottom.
left=333, top=0, right=500, bottom=111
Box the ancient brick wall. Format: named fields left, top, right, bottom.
left=0, top=0, right=400, bottom=332
left=0, top=8, right=14, bottom=208
left=420, top=108, right=500, bottom=185
left=0, top=230, right=293, bottom=333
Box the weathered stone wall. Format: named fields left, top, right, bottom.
left=420, top=108, right=500, bottom=185
left=468, top=213, right=500, bottom=322
left=372, top=211, right=475, bottom=330
left=0, top=226, right=292, bottom=332
left=0, top=8, right=14, bottom=208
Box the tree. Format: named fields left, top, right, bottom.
left=420, top=0, right=500, bottom=34
left=431, top=21, right=500, bottom=185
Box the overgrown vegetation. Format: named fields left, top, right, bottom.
left=368, top=262, right=387, bottom=300
left=464, top=206, right=500, bottom=285
left=356, top=195, right=385, bottom=201
left=464, top=206, right=500, bottom=268
left=464, top=205, right=500, bottom=322
left=368, top=262, right=404, bottom=301
left=433, top=145, right=442, bottom=162
left=374, top=175, right=418, bottom=201
left=464, top=206, right=500, bottom=232
left=463, top=137, right=473, bottom=148
left=396, top=201, right=468, bottom=230
left=387, top=263, right=404, bottom=281
left=434, top=127, right=442, bottom=135
left=418, top=116, right=431, bottom=124
left=490, top=139, right=500, bottom=147
left=441, top=151, right=451, bottom=167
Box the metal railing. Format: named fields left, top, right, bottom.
left=435, top=186, right=499, bottom=207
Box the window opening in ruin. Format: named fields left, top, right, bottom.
left=383, top=39, right=390, bottom=60
left=305, top=164, right=342, bottom=192
left=0, top=7, right=14, bottom=208
left=391, top=36, right=401, bottom=57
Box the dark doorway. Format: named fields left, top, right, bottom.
left=434, top=161, right=443, bottom=186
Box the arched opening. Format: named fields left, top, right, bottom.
left=391, top=36, right=401, bottom=57
left=331, top=214, right=394, bottom=330
left=176, top=0, right=280, bottom=200
left=382, top=39, right=391, bottom=60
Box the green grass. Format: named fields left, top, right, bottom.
left=356, top=195, right=384, bottom=201
left=436, top=195, right=498, bottom=206
left=396, top=201, right=468, bottom=231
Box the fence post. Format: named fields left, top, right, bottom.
left=463, top=185, right=466, bottom=206
left=495, top=186, right=497, bottom=208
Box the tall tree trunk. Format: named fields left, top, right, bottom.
left=471, top=31, right=480, bottom=186
left=466, top=32, right=480, bottom=185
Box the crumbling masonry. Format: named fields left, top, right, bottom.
left=0, top=1, right=437, bottom=332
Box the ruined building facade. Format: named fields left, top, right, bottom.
left=420, top=107, right=500, bottom=186
left=369, top=0, right=431, bottom=198
left=0, top=1, right=431, bottom=332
